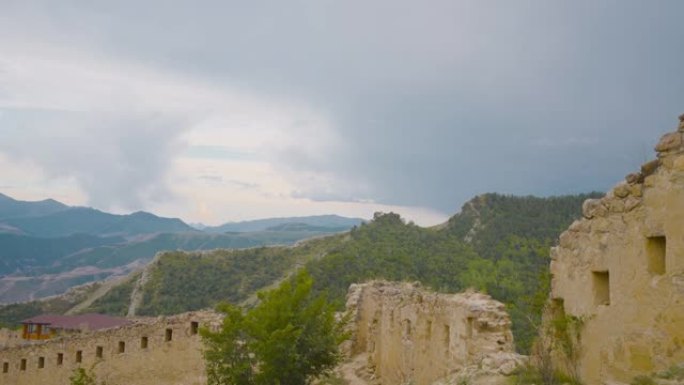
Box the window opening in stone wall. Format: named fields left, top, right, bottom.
left=191, top=321, right=199, bottom=335
left=20, top=359, right=26, bottom=371
left=425, top=320, right=432, bottom=339
left=57, top=353, right=63, bottom=365
left=551, top=298, right=566, bottom=320
left=141, top=336, right=148, bottom=349
left=118, top=341, right=125, bottom=353
left=76, top=351, right=82, bottom=363
left=646, top=236, right=666, bottom=275
left=443, top=325, right=450, bottom=351
left=38, top=357, right=44, bottom=369
left=592, top=271, right=610, bottom=306
left=165, top=328, right=173, bottom=342
left=402, top=319, right=412, bottom=338
left=466, top=317, right=474, bottom=339
left=3, top=362, right=8, bottom=373
left=96, top=346, right=103, bottom=358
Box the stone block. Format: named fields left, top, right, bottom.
left=655, top=132, right=683, bottom=153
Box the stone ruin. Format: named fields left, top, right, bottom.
left=550, top=115, right=684, bottom=384
left=341, top=281, right=525, bottom=385
left=0, top=311, right=222, bottom=385
left=0, top=281, right=524, bottom=385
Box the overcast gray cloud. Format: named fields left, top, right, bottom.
left=0, top=110, right=185, bottom=210
left=1, top=0, right=683, bottom=218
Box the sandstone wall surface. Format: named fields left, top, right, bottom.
left=0, top=311, right=221, bottom=385
left=345, top=281, right=522, bottom=385
left=550, top=117, right=684, bottom=384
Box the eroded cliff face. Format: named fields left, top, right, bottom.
left=550, top=116, right=684, bottom=384
left=343, top=281, right=525, bottom=385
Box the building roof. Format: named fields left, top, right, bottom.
left=20, top=314, right=131, bottom=331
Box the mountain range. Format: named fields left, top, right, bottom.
left=0, top=193, right=364, bottom=303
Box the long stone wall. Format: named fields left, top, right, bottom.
left=345, top=281, right=522, bottom=385
left=550, top=116, right=684, bottom=384
left=0, top=311, right=222, bottom=385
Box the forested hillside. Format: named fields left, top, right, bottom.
left=306, top=193, right=601, bottom=352
left=0, top=193, right=599, bottom=353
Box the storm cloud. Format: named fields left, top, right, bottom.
left=0, top=111, right=186, bottom=210
left=1, top=1, right=683, bottom=219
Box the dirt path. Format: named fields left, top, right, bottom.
left=66, top=275, right=129, bottom=315
left=127, top=255, right=160, bottom=316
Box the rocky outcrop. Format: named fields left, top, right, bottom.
left=341, top=281, right=525, bottom=385
left=550, top=116, right=684, bottom=385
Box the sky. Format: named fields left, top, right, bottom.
left=1, top=0, right=683, bottom=226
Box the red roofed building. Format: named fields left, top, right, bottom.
left=20, top=314, right=131, bottom=340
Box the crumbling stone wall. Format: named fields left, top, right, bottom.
left=0, top=329, right=22, bottom=349
left=345, top=281, right=521, bottom=385
left=0, top=311, right=222, bottom=385
left=550, top=116, right=684, bottom=384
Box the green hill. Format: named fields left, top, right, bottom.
left=82, top=234, right=345, bottom=316
left=0, top=228, right=355, bottom=303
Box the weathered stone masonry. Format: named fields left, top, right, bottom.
left=345, top=281, right=523, bottom=385
left=550, top=116, right=684, bottom=384
left=0, top=311, right=221, bottom=385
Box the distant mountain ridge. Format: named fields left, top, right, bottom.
left=0, top=193, right=68, bottom=220
left=203, top=215, right=365, bottom=233
left=0, top=192, right=364, bottom=303
left=0, top=194, right=194, bottom=238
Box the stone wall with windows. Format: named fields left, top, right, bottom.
left=0, top=311, right=221, bottom=385
left=550, top=116, right=684, bottom=384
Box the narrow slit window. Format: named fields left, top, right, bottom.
left=96, top=346, right=103, bottom=359
left=141, top=336, right=148, bottom=349
left=38, top=357, right=44, bottom=369
left=118, top=341, right=125, bottom=353
left=443, top=325, right=450, bottom=351
left=403, top=319, right=412, bottom=338
left=425, top=320, right=432, bottom=339
left=593, top=271, right=610, bottom=306
left=191, top=321, right=199, bottom=335
left=76, top=351, right=82, bottom=363
left=647, top=236, right=666, bottom=275
left=57, top=353, right=63, bottom=366
left=165, top=328, right=173, bottom=342
left=20, top=359, right=26, bottom=371
left=551, top=298, right=566, bottom=319
left=3, top=362, right=8, bottom=373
